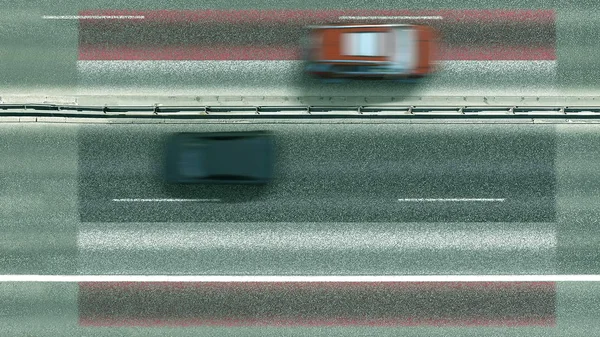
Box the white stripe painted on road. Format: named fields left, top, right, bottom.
left=398, top=198, right=506, bottom=202
left=338, top=16, right=444, bottom=20
left=0, top=275, right=597, bottom=282
left=112, top=198, right=221, bottom=202
left=42, top=15, right=145, bottom=20
left=78, top=228, right=553, bottom=251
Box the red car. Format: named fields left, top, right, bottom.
left=304, top=23, right=438, bottom=80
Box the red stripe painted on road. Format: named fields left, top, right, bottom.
left=78, top=281, right=556, bottom=327
left=78, top=45, right=301, bottom=61
left=78, top=9, right=555, bottom=61
left=78, top=45, right=555, bottom=61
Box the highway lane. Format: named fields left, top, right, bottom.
left=5, top=120, right=600, bottom=276
left=2, top=120, right=598, bottom=276
left=1, top=281, right=600, bottom=336
left=78, top=124, right=556, bottom=223
left=0, top=124, right=79, bottom=274
left=2, top=120, right=600, bottom=335
left=5, top=1, right=600, bottom=99
left=75, top=123, right=556, bottom=275
left=556, top=125, right=600, bottom=274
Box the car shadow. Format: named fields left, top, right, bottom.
left=293, top=55, right=429, bottom=106
left=159, top=182, right=272, bottom=204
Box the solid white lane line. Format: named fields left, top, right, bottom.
left=42, top=15, right=145, bottom=20
left=0, top=275, right=597, bottom=282
left=398, top=198, right=506, bottom=202
left=112, top=198, right=221, bottom=202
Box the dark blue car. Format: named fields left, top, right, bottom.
left=164, top=131, right=275, bottom=184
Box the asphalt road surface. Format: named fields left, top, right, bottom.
left=1, top=120, right=600, bottom=336
left=0, top=279, right=600, bottom=337
left=0, top=120, right=597, bottom=276
left=71, top=122, right=556, bottom=276
left=2, top=1, right=600, bottom=335
left=78, top=124, right=555, bottom=224
left=1, top=1, right=599, bottom=98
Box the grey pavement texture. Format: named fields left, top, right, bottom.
left=2, top=121, right=598, bottom=277
left=4, top=2, right=600, bottom=99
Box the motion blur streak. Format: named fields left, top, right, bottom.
left=78, top=282, right=556, bottom=327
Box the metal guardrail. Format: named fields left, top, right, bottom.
left=3, top=104, right=600, bottom=118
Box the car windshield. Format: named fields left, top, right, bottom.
left=341, top=32, right=390, bottom=57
